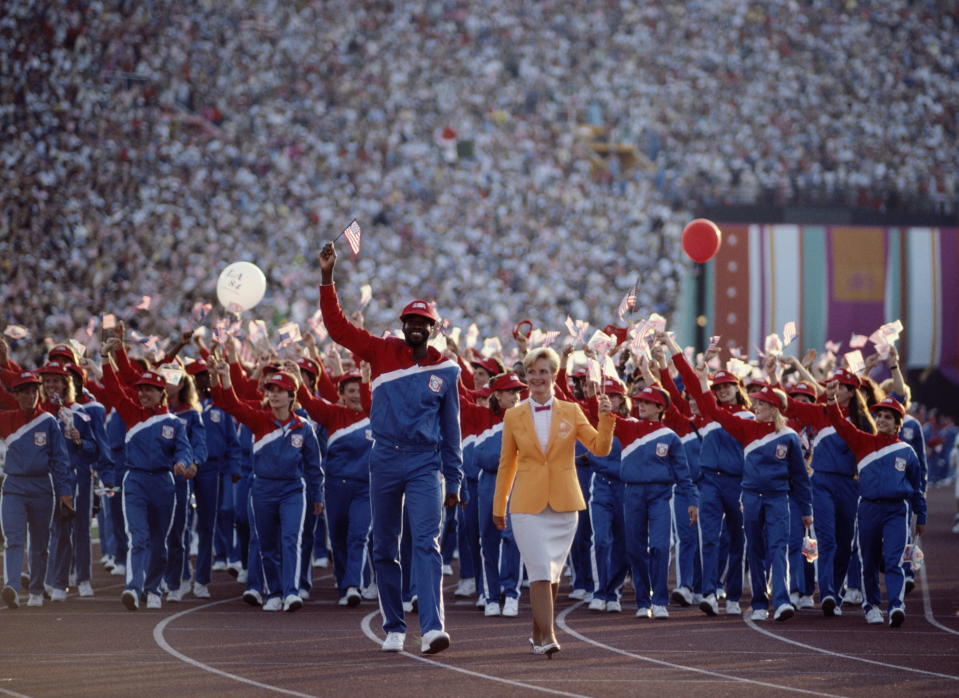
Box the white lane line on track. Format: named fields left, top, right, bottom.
left=555, top=602, right=844, bottom=698
left=359, top=610, right=591, bottom=698
left=742, top=615, right=959, bottom=681
left=0, top=688, right=33, bottom=698
left=153, top=596, right=317, bottom=698
left=919, top=553, right=959, bottom=637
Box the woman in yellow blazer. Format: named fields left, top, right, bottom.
left=493, top=347, right=614, bottom=657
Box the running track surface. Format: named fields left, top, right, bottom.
left=2, top=487, right=957, bottom=698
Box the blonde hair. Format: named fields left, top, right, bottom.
left=522, top=347, right=560, bottom=376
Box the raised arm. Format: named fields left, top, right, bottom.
left=318, top=242, right=378, bottom=362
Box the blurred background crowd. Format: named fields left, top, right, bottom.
left=2, top=0, right=957, bottom=350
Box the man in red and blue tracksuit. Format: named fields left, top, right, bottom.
left=320, top=242, right=462, bottom=655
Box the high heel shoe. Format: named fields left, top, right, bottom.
left=539, top=641, right=561, bottom=659
left=528, top=637, right=540, bottom=654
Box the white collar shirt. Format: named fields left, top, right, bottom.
left=529, top=397, right=554, bottom=453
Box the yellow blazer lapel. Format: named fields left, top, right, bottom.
left=546, top=401, right=573, bottom=458
left=520, top=401, right=547, bottom=460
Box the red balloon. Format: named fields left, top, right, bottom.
left=681, top=218, right=723, bottom=263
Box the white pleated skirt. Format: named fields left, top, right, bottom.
left=511, top=506, right=579, bottom=583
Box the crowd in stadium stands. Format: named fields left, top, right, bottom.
left=2, top=1, right=958, bottom=349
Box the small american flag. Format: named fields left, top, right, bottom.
left=343, top=219, right=362, bottom=256
left=617, top=286, right=637, bottom=320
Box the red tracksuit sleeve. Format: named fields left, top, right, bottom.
left=114, top=345, right=142, bottom=384
left=660, top=368, right=692, bottom=418
left=316, top=364, right=339, bottom=403
left=826, top=401, right=875, bottom=461
left=457, top=355, right=476, bottom=390
left=212, top=385, right=263, bottom=431
left=319, top=284, right=380, bottom=363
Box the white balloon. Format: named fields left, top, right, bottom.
left=216, top=261, right=266, bottom=312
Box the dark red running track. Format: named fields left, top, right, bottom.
left=2, top=487, right=957, bottom=697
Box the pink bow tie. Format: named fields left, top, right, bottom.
left=534, top=405, right=551, bottom=413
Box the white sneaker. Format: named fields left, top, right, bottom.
left=314, top=557, right=329, bottom=569
left=865, top=607, right=884, bottom=624
left=99, top=553, right=112, bottom=565
left=750, top=608, right=768, bottom=621
left=503, top=597, right=519, bottom=617
left=842, top=588, right=864, bottom=606
left=773, top=603, right=794, bottom=621
left=588, top=598, right=607, bottom=612
left=692, top=593, right=704, bottom=605
left=716, top=586, right=726, bottom=600
left=77, top=581, right=94, bottom=597
left=27, top=594, right=43, bottom=608
left=671, top=586, right=693, bottom=607
left=635, top=607, right=651, bottom=618
left=441, top=564, right=453, bottom=576
left=193, top=583, right=211, bottom=599
left=338, top=595, right=350, bottom=606
left=146, top=594, right=162, bottom=610
left=242, top=590, right=263, bottom=607
left=237, top=569, right=248, bottom=584
left=345, top=586, right=362, bottom=607
left=568, top=588, right=588, bottom=601
left=454, top=578, right=476, bottom=597
left=798, top=594, right=815, bottom=609
left=726, top=600, right=742, bottom=616
left=362, top=583, right=379, bottom=600
left=789, top=591, right=801, bottom=608
left=211, top=561, right=228, bottom=572
left=167, top=586, right=185, bottom=602
left=262, top=597, right=283, bottom=612
left=651, top=605, right=669, bottom=619
left=421, top=629, right=450, bottom=655
left=298, top=588, right=310, bottom=600
left=403, top=600, right=415, bottom=613
left=227, top=561, right=243, bottom=578
left=103, top=555, right=116, bottom=571
left=700, top=594, right=719, bottom=616
left=283, top=594, right=303, bottom=612
left=110, top=564, right=126, bottom=577
left=475, top=596, right=486, bottom=608
left=121, top=589, right=138, bottom=611
left=382, top=632, right=405, bottom=652
left=606, top=600, right=623, bottom=613
left=51, top=588, right=68, bottom=602
left=484, top=602, right=502, bottom=617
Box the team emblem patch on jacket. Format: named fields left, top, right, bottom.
left=210, top=410, right=221, bottom=423
left=162, top=425, right=175, bottom=440
left=34, top=431, right=47, bottom=447
left=290, top=434, right=304, bottom=449
left=656, top=442, right=669, bottom=458
left=557, top=420, right=573, bottom=439
left=902, top=427, right=913, bottom=440
left=428, top=375, right=445, bottom=393
left=775, top=443, right=788, bottom=459
left=364, top=429, right=373, bottom=441
left=894, top=457, right=906, bottom=472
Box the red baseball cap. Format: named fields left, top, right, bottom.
left=264, top=371, right=297, bottom=392
left=634, top=385, right=668, bottom=407
left=336, top=371, right=362, bottom=389
left=602, top=378, right=626, bottom=395
left=787, top=382, right=817, bottom=399
left=66, top=363, right=87, bottom=382
left=471, top=356, right=502, bottom=376
left=830, top=369, right=861, bottom=389
left=871, top=396, right=905, bottom=418
left=38, top=361, right=71, bottom=378
left=471, top=386, right=492, bottom=399
left=710, top=370, right=740, bottom=388
left=185, top=359, right=209, bottom=375
left=746, top=377, right=769, bottom=391
left=48, top=343, right=78, bottom=364
left=399, top=300, right=439, bottom=323
left=134, top=371, right=166, bottom=390
left=489, top=372, right=526, bottom=393
left=9, top=370, right=40, bottom=389
left=751, top=386, right=786, bottom=410
left=297, top=358, right=320, bottom=377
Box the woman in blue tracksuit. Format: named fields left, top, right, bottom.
left=296, top=369, right=372, bottom=607
left=825, top=393, right=925, bottom=627
left=676, top=349, right=813, bottom=623
left=615, top=384, right=697, bottom=619
left=586, top=379, right=629, bottom=614
left=212, top=365, right=323, bottom=612
left=101, top=346, right=194, bottom=611
left=1, top=370, right=73, bottom=609
left=163, top=369, right=208, bottom=600
left=38, top=362, right=103, bottom=601
left=664, top=342, right=749, bottom=617
left=781, top=365, right=875, bottom=617
left=473, top=372, right=526, bottom=618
